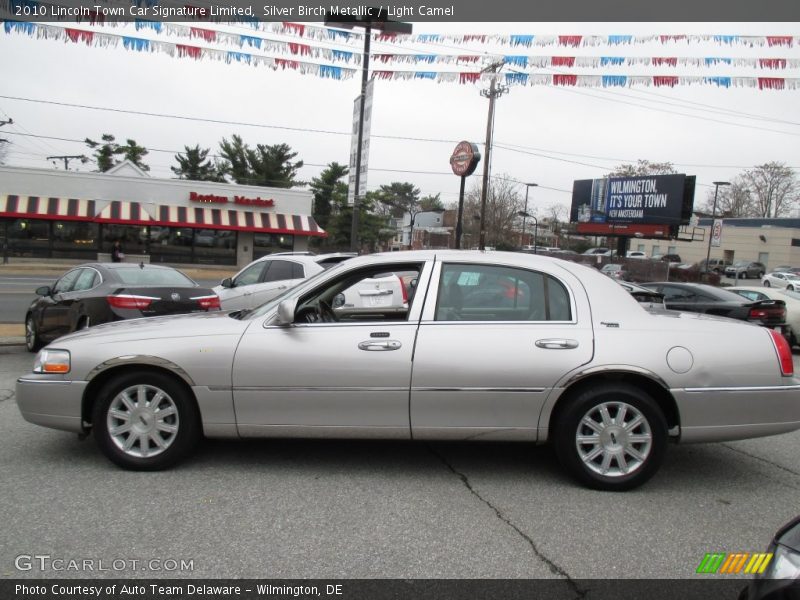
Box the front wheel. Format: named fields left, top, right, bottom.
left=25, top=314, right=43, bottom=352
left=92, top=371, right=201, bottom=470
left=553, top=383, right=667, bottom=491
left=764, top=281, right=771, bottom=287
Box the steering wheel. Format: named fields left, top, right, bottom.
left=318, top=299, right=338, bottom=323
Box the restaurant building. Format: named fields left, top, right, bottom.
left=0, top=163, right=325, bottom=267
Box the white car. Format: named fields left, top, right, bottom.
left=333, top=271, right=412, bottom=315
left=729, top=285, right=800, bottom=347
left=762, top=272, right=800, bottom=291
left=214, top=253, right=355, bottom=310
left=626, top=250, right=647, bottom=259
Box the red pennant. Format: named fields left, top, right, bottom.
left=288, top=43, right=312, bottom=56
left=553, top=74, right=578, bottom=86
left=766, top=36, right=793, bottom=47
left=284, top=23, right=305, bottom=37
left=652, top=57, right=678, bottom=67
left=176, top=44, right=202, bottom=60
left=759, top=58, right=787, bottom=69
left=65, top=29, right=93, bottom=45
left=190, top=27, right=216, bottom=43
left=659, top=35, right=687, bottom=43
left=653, top=76, right=679, bottom=87
left=374, top=71, right=393, bottom=80
left=758, top=77, right=785, bottom=90
left=459, top=72, right=481, bottom=84
left=551, top=56, right=575, bottom=67
left=558, top=36, right=582, bottom=47
left=275, top=59, right=300, bottom=70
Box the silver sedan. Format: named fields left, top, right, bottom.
left=16, top=251, right=800, bottom=491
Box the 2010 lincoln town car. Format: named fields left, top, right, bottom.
left=17, top=251, right=800, bottom=491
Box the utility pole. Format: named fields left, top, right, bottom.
left=325, top=12, right=412, bottom=253
left=47, top=155, right=87, bottom=170
left=478, top=61, right=507, bottom=250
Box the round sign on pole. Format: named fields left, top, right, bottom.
left=450, top=141, right=481, bottom=177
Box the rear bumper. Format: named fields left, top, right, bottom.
left=674, top=384, right=800, bottom=442
left=16, top=377, right=88, bottom=434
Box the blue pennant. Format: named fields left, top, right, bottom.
left=713, top=35, right=739, bottom=45
left=505, top=72, right=528, bottom=85
left=4, top=20, right=37, bottom=35
left=332, top=50, right=352, bottom=62
left=134, top=19, right=161, bottom=33
left=602, top=75, right=627, bottom=87
left=319, top=65, right=342, bottom=79
left=600, top=56, right=625, bottom=66
left=122, top=37, right=150, bottom=52
left=239, top=35, right=261, bottom=49
left=608, top=35, right=633, bottom=45
left=415, top=72, right=436, bottom=80
left=509, top=35, right=534, bottom=47
left=705, top=76, right=732, bottom=88
left=504, top=55, right=528, bottom=68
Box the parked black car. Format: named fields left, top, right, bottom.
left=25, top=263, right=220, bottom=352
left=739, top=514, right=800, bottom=600
left=638, top=282, right=790, bottom=336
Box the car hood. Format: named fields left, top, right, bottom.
left=52, top=310, right=251, bottom=346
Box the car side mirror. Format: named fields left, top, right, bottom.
left=276, top=298, right=297, bottom=325
left=221, top=277, right=233, bottom=289
left=409, top=278, right=418, bottom=289
left=35, top=286, right=51, bottom=297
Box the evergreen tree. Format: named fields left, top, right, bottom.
left=172, top=145, right=226, bottom=182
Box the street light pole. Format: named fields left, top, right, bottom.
left=520, top=182, right=537, bottom=249
left=704, top=181, right=730, bottom=281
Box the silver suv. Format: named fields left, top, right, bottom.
left=724, top=261, right=766, bottom=279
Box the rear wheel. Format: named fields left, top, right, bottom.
left=553, top=383, right=667, bottom=491
left=25, top=313, right=43, bottom=353
left=92, top=371, right=201, bottom=470
left=764, top=281, right=771, bottom=287
left=788, top=285, right=795, bottom=292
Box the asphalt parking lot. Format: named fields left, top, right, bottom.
left=1, top=345, right=798, bottom=584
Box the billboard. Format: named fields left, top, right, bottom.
left=571, top=174, right=695, bottom=237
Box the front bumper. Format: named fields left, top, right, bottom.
left=16, top=377, right=89, bottom=434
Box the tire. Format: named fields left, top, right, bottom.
left=764, top=281, right=771, bottom=287
left=758, top=272, right=765, bottom=279
left=553, top=383, right=668, bottom=491
left=76, top=316, right=90, bottom=330
left=92, top=371, right=201, bottom=470
left=788, top=285, right=795, bottom=292
left=25, top=313, right=43, bottom=353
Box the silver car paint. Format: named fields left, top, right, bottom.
left=16, top=250, right=800, bottom=446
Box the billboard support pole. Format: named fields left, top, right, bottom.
left=704, top=181, right=730, bottom=281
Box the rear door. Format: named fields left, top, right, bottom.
left=247, top=259, right=308, bottom=309
left=410, top=261, right=594, bottom=441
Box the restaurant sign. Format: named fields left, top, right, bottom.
left=189, top=192, right=275, bottom=208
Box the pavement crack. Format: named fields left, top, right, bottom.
left=428, top=445, right=587, bottom=599
left=0, top=389, right=14, bottom=403
left=721, top=443, right=800, bottom=479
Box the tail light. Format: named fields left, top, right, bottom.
left=398, top=276, right=408, bottom=304
left=768, top=329, right=794, bottom=377
left=750, top=306, right=786, bottom=320
left=107, top=294, right=158, bottom=310
left=193, top=294, right=221, bottom=310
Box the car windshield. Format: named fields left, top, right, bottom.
left=114, top=267, right=196, bottom=286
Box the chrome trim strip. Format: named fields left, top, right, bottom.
left=17, top=378, right=72, bottom=385
left=233, top=386, right=406, bottom=392
left=85, top=356, right=196, bottom=386
left=411, top=387, right=547, bottom=393
left=683, top=384, right=800, bottom=393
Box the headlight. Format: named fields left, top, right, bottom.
left=33, top=349, right=71, bottom=374
left=761, top=544, right=800, bottom=580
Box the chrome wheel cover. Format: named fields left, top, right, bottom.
left=575, top=401, right=652, bottom=478
left=107, top=384, right=179, bottom=458
left=25, top=316, right=35, bottom=349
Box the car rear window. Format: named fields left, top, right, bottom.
left=114, top=268, right=196, bottom=286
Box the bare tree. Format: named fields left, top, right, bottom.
left=461, top=176, right=524, bottom=249
left=608, top=160, right=677, bottom=177
left=740, top=162, right=799, bottom=218
left=697, top=181, right=754, bottom=217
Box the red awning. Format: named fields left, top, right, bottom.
left=0, top=194, right=96, bottom=221
left=94, top=200, right=154, bottom=225
left=153, top=205, right=326, bottom=237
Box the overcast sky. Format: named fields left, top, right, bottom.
left=1, top=20, right=798, bottom=218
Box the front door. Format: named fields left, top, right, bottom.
left=232, top=261, right=430, bottom=438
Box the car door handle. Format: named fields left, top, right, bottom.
left=535, top=338, right=579, bottom=349
left=358, top=340, right=402, bottom=351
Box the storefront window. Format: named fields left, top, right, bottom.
left=7, top=219, right=50, bottom=258
left=193, top=229, right=237, bottom=265
left=100, top=225, right=147, bottom=255
left=253, top=233, right=294, bottom=259
left=51, top=220, right=99, bottom=259
left=149, top=227, right=193, bottom=264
